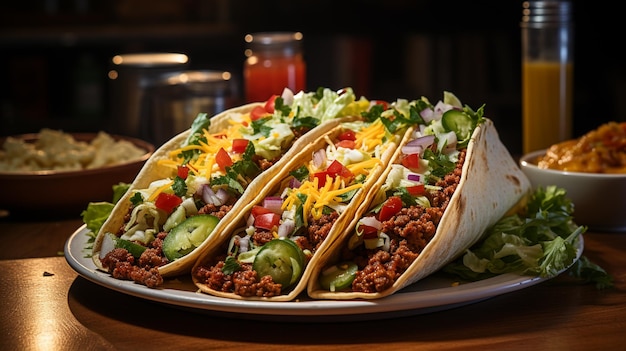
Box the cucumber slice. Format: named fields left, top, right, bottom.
left=162, top=214, right=219, bottom=262
left=441, top=109, right=474, bottom=142
left=252, top=239, right=305, bottom=289
left=319, top=261, right=358, bottom=292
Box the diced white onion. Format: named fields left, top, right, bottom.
left=277, top=218, right=295, bottom=238
left=263, top=196, right=283, bottom=214
left=239, top=235, right=250, bottom=253
left=215, top=188, right=230, bottom=204
left=312, top=148, right=326, bottom=169
left=202, top=185, right=222, bottom=205
left=420, top=108, right=435, bottom=123
left=281, top=87, right=295, bottom=105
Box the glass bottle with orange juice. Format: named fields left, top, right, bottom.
left=521, top=1, right=574, bottom=154
left=243, top=32, right=306, bottom=103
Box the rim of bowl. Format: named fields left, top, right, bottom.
left=520, top=149, right=626, bottom=178
left=0, top=133, right=154, bottom=179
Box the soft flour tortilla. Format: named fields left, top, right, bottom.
left=307, top=118, right=532, bottom=300
left=191, top=124, right=401, bottom=301
left=92, top=103, right=350, bottom=278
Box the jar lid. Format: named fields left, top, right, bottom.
left=522, top=1, right=572, bottom=24
left=244, top=32, right=303, bottom=55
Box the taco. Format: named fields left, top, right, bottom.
left=191, top=113, right=410, bottom=301
left=307, top=92, right=531, bottom=299
left=91, top=87, right=372, bottom=287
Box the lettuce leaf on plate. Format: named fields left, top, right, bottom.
left=443, top=185, right=613, bottom=289
left=80, top=182, right=130, bottom=253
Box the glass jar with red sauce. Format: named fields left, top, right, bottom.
left=243, top=32, right=306, bottom=103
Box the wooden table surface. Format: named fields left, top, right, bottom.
left=1, top=214, right=624, bottom=351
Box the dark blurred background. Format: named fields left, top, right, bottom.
left=0, top=0, right=622, bottom=155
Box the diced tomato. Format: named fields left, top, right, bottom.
left=254, top=212, right=281, bottom=230
left=358, top=224, right=378, bottom=239
left=251, top=205, right=273, bottom=218
left=215, top=148, right=233, bottom=170
left=401, top=153, right=420, bottom=170
left=250, top=105, right=269, bottom=121
left=264, top=95, right=278, bottom=113
left=326, top=160, right=353, bottom=179
left=378, top=196, right=403, bottom=221
left=406, top=184, right=425, bottom=196
left=312, top=171, right=330, bottom=188
left=155, top=192, right=182, bottom=214
left=336, top=140, right=356, bottom=149
left=313, top=160, right=353, bottom=188
left=177, top=165, right=189, bottom=179
left=232, top=139, right=249, bottom=154
left=338, top=130, right=356, bottom=141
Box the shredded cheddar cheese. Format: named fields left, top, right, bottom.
left=156, top=119, right=248, bottom=178
left=355, top=119, right=386, bottom=151
left=279, top=121, right=388, bottom=225
left=346, top=158, right=382, bottom=176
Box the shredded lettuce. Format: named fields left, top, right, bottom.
left=80, top=182, right=131, bottom=253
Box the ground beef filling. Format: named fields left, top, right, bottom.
left=102, top=204, right=234, bottom=288
left=193, top=211, right=339, bottom=298
left=345, top=150, right=466, bottom=293
left=99, top=140, right=289, bottom=288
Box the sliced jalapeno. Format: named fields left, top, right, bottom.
left=162, top=214, right=219, bottom=262
left=252, top=239, right=305, bottom=289
left=319, top=261, right=358, bottom=292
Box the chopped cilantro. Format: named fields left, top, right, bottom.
left=210, top=142, right=261, bottom=195
left=422, top=148, right=456, bottom=182
left=172, top=176, right=187, bottom=197
left=361, top=103, right=385, bottom=123
left=130, top=192, right=143, bottom=206
left=289, top=166, right=309, bottom=182
left=222, top=256, right=241, bottom=275
left=251, top=117, right=273, bottom=136
left=274, top=96, right=291, bottom=116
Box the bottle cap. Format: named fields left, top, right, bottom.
left=522, top=1, right=572, bottom=24
left=244, top=32, right=304, bottom=57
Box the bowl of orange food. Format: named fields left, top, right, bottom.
left=519, top=121, right=626, bottom=232
left=0, top=129, right=154, bottom=217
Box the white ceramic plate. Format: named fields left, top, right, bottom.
left=64, top=225, right=583, bottom=322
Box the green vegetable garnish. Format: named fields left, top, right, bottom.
left=443, top=185, right=613, bottom=289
